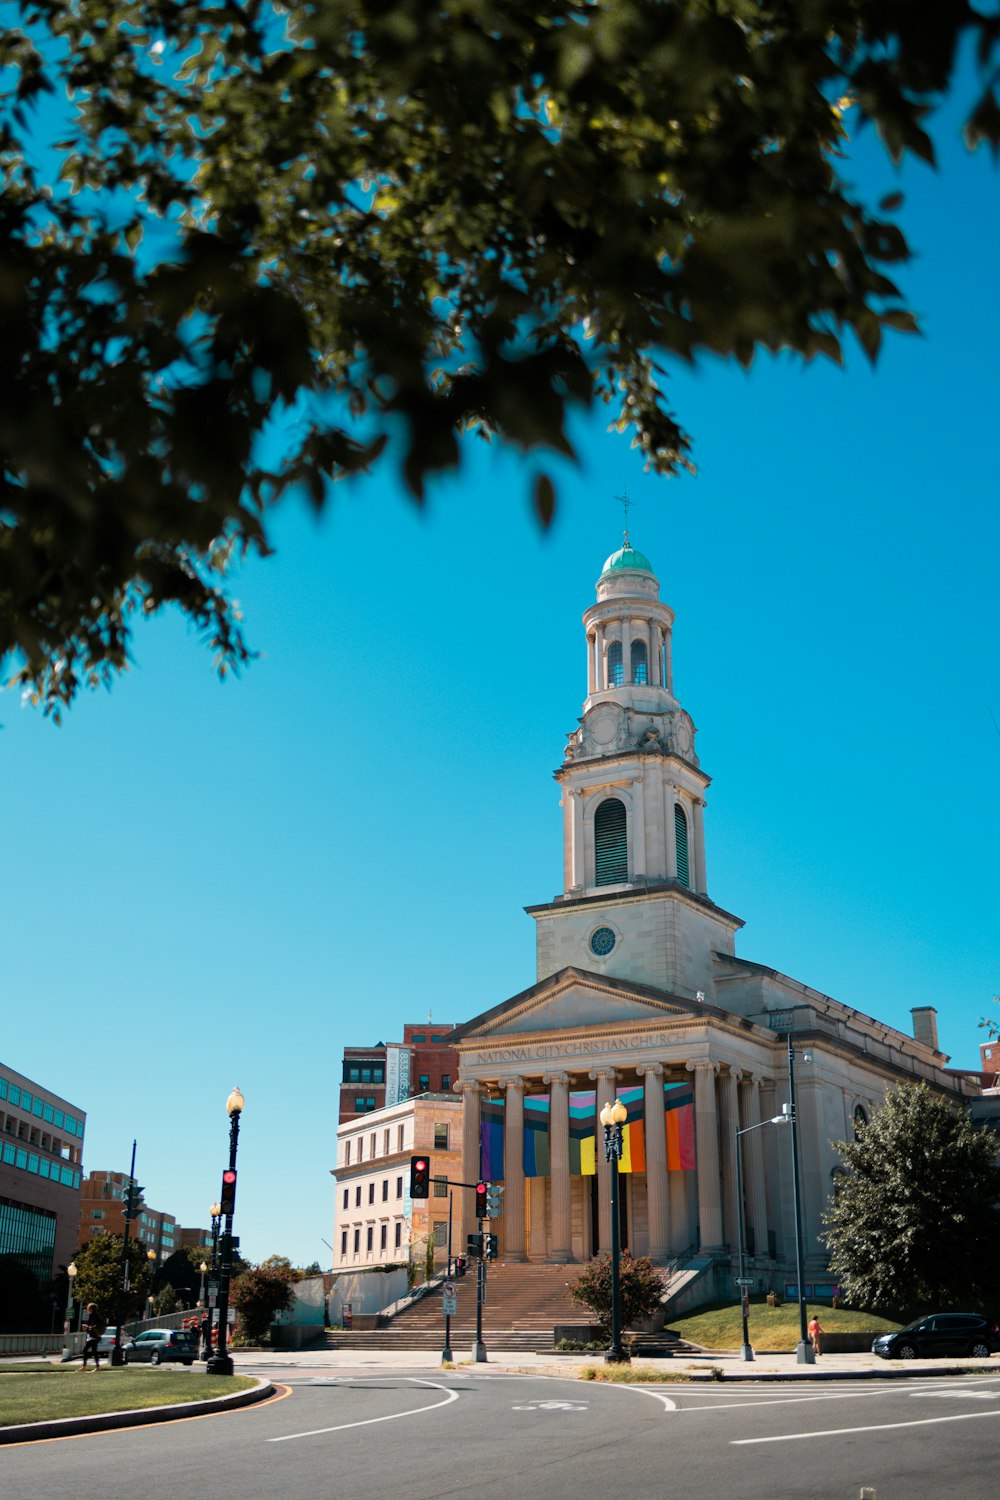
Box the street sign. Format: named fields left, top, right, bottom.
left=443, top=1281, right=456, bottom=1299
left=442, top=1297, right=457, bottom=1316
left=734, top=1277, right=755, bottom=1287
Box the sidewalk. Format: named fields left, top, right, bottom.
left=229, top=1346, right=1000, bottom=1382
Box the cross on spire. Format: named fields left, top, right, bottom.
left=615, top=490, right=633, bottom=545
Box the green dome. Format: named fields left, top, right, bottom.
left=601, top=540, right=654, bottom=575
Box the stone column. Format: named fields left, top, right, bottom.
left=665, top=627, right=673, bottom=693
left=631, top=774, right=647, bottom=881
left=688, top=1061, right=723, bottom=1250
left=587, top=632, right=596, bottom=695
left=638, top=1063, right=669, bottom=1261
left=693, top=797, right=708, bottom=895
left=596, top=623, right=606, bottom=689
left=543, top=1073, right=572, bottom=1262
left=717, top=1068, right=741, bottom=1257
left=456, top=1081, right=482, bottom=1247
left=571, top=789, right=586, bottom=891
left=590, top=1068, right=617, bottom=1252
left=759, top=1078, right=781, bottom=1258
left=501, top=1076, right=527, bottom=1262
left=739, top=1075, right=769, bottom=1259
left=648, top=620, right=659, bottom=686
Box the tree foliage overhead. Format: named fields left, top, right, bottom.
left=822, top=1083, right=999, bottom=1313
left=3, top=1, right=999, bottom=712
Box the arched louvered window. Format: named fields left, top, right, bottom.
left=674, top=802, right=690, bottom=888
left=631, top=640, right=648, bottom=684
left=595, top=797, right=628, bottom=886
left=607, top=640, right=624, bottom=687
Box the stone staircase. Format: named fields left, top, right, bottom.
left=320, top=1262, right=699, bottom=1355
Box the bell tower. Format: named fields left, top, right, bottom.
left=526, top=537, right=743, bottom=999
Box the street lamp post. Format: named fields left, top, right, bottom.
left=63, top=1261, right=77, bottom=1358
left=735, top=1115, right=789, bottom=1362
left=206, top=1087, right=245, bottom=1377
left=599, top=1098, right=630, bottom=1365
left=146, top=1248, right=157, bottom=1322
left=787, top=1037, right=815, bottom=1365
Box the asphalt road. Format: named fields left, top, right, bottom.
left=8, top=1365, right=1000, bottom=1500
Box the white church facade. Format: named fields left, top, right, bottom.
left=450, top=537, right=974, bottom=1305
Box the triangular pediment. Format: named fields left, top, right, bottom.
left=450, top=966, right=699, bottom=1043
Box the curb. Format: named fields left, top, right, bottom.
left=0, top=1375, right=275, bottom=1445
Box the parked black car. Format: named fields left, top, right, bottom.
left=872, top=1314, right=999, bottom=1360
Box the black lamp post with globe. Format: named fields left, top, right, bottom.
left=205, top=1087, right=245, bottom=1377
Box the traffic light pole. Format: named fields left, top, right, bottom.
left=473, top=1245, right=487, bottom=1363
left=110, top=1139, right=138, bottom=1367
left=442, top=1193, right=453, bottom=1365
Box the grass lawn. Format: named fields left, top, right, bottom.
left=0, top=1364, right=258, bottom=1427
left=664, top=1299, right=901, bottom=1351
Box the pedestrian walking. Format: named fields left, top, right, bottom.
left=808, top=1313, right=824, bottom=1356
left=80, top=1304, right=106, bottom=1369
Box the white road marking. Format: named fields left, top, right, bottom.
left=909, top=1390, right=1000, bottom=1401
left=732, top=1408, right=1000, bottom=1445
left=511, top=1400, right=589, bottom=1411
left=268, top=1378, right=459, bottom=1442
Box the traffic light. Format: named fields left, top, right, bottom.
left=475, top=1181, right=488, bottom=1218
left=485, top=1234, right=498, bottom=1261
left=409, top=1156, right=430, bottom=1199
left=466, top=1233, right=483, bottom=1258
left=219, top=1168, right=237, bottom=1216
left=123, top=1181, right=145, bottom=1221
left=454, top=1256, right=467, bottom=1278
left=486, top=1183, right=504, bottom=1217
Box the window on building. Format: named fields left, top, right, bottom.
left=355, top=1186, right=361, bottom=1207
left=343, top=1188, right=349, bottom=1209
left=631, top=639, right=648, bottom=684
left=357, top=1137, right=363, bottom=1161
left=434, top=1123, right=449, bottom=1150
left=411, top=1034, right=426, bottom=1043
left=380, top=1224, right=387, bottom=1250
left=433, top=1176, right=448, bottom=1199
left=433, top=1221, right=447, bottom=1247
left=396, top=1175, right=403, bottom=1198
left=418, top=1075, right=430, bottom=1092
left=382, top=1180, right=389, bottom=1201
left=397, top=1125, right=405, bottom=1151
left=341, top=1230, right=348, bottom=1256
left=607, top=639, right=624, bottom=687
left=442, top=1074, right=451, bottom=1091
left=394, top=1222, right=402, bottom=1247
left=345, top=1140, right=351, bottom=1166
left=368, top=1183, right=375, bottom=1204
left=370, top=1132, right=376, bottom=1158
left=90, top=1209, right=104, bottom=1220
left=366, top=1227, right=373, bottom=1252
left=353, top=1229, right=360, bottom=1253
left=345, top=1065, right=361, bottom=1082
left=594, top=797, right=627, bottom=885
left=361, top=1066, right=372, bottom=1083
left=373, top=1066, right=385, bottom=1083
left=674, top=802, right=690, bottom=887
left=383, top=1130, right=390, bottom=1154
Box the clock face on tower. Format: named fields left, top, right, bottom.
left=590, top=926, right=616, bottom=957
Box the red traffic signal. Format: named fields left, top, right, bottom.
left=219, top=1169, right=237, bottom=1216
left=410, top=1156, right=430, bottom=1199
left=475, top=1181, right=488, bottom=1218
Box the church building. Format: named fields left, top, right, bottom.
left=450, top=537, right=974, bottom=1306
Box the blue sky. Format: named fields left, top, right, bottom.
left=3, top=87, right=998, bottom=1272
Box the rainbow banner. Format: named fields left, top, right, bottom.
left=568, top=1090, right=596, bottom=1175
left=523, top=1093, right=551, bottom=1177
left=665, top=1081, right=695, bottom=1170
left=617, top=1085, right=646, bottom=1173
left=480, top=1097, right=505, bottom=1181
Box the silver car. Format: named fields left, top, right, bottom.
left=123, top=1328, right=198, bottom=1365
left=94, top=1329, right=134, bottom=1360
